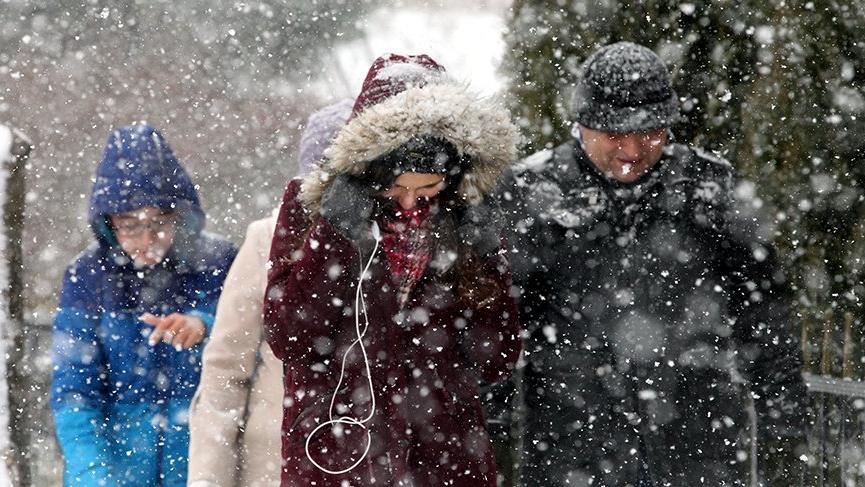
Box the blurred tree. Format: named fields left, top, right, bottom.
left=0, top=0, right=375, bottom=313
left=502, top=0, right=760, bottom=152
left=178, top=0, right=372, bottom=87
left=0, top=1, right=372, bottom=87
left=0, top=126, right=30, bottom=486
left=503, top=0, right=865, bottom=370
left=502, top=0, right=865, bottom=483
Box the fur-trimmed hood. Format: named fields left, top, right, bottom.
left=301, top=81, right=520, bottom=215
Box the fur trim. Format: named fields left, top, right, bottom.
left=301, top=82, right=520, bottom=214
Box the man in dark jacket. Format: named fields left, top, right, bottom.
left=499, top=42, right=808, bottom=486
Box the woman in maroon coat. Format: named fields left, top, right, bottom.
left=263, top=53, right=522, bottom=486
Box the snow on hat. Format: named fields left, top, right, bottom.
left=349, top=53, right=448, bottom=119
left=572, top=42, right=680, bottom=134
left=301, top=53, right=520, bottom=215
left=297, top=99, right=353, bottom=178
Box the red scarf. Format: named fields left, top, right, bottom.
left=379, top=202, right=434, bottom=308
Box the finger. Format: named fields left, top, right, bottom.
left=143, top=315, right=170, bottom=346
left=157, top=315, right=183, bottom=344
left=172, top=328, right=188, bottom=351
left=180, top=330, right=198, bottom=350
left=149, top=327, right=165, bottom=346
left=165, top=312, right=185, bottom=321
left=171, top=314, right=200, bottom=348
left=184, top=326, right=204, bottom=349
left=149, top=314, right=183, bottom=345
left=169, top=325, right=188, bottom=347
left=139, top=313, right=160, bottom=327
left=181, top=319, right=206, bottom=349
left=163, top=328, right=181, bottom=345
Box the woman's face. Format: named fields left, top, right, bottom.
left=109, top=206, right=177, bottom=266
left=380, top=172, right=446, bottom=210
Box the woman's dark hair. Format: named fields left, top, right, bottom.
left=360, top=136, right=471, bottom=210
left=360, top=136, right=489, bottom=296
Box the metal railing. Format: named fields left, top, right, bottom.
left=806, top=373, right=865, bottom=487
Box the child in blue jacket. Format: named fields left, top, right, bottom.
left=51, top=123, right=237, bottom=486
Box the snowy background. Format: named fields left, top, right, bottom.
left=2, top=0, right=509, bottom=320
left=3, top=0, right=865, bottom=484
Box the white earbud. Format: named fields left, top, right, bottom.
left=572, top=123, right=584, bottom=150
left=371, top=221, right=381, bottom=242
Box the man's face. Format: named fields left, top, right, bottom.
left=109, top=207, right=177, bottom=267
left=579, top=125, right=668, bottom=183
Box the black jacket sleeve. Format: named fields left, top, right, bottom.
left=723, top=234, right=808, bottom=441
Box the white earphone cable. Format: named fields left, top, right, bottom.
left=305, top=222, right=381, bottom=475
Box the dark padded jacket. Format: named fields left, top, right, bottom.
left=496, top=140, right=807, bottom=486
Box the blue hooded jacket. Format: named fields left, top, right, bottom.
left=51, top=124, right=237, bottom=487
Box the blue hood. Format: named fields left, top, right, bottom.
left=89, top=123, right=205, bottom=247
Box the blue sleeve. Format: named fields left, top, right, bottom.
left=183, top=240, right=237, bottom=334
left=54, top=408, right=114, bottom=486
left=186, top=308, right=216, bottom=331
left=51, top=262, right=115, bottom=485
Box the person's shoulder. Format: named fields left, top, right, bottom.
left=241, top=212, right=278, bottom=256
left=503, top=140, right=581, bottom=206
left=666, top=143, right=735, bottom=199
left=247, top=213, right=277, bottom=239
left=673, top=143, right=736, bottom=180
left=512, top=147, right=554, bottom=176
left=277, top=177, right=306, bottom=214
left=283, top=178, right=302, bottom=200
left=193, top=232, right=238, bottom=267
left=512, top=140, right=577, bottom=178
left=65, top=242, right=109, bottom=278
left=59, top=243, right=108, bottom=305
left=664, top=144, right=741, bottom=231
left=275, top=178, right=311, bottom=227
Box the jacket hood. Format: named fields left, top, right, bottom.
left=301, top=81, right=520, bottom=215
left=89, top=123, right=204, bottom=247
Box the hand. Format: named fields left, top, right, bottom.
left=319, top=173, right=378, bottom=245
left=458, top=197, right=504, bottom=257
left=140, top=312, right=206, bottom=350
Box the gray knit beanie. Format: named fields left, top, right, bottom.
left=572, top=42, right=680, bottom=134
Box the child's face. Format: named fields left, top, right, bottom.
left=109, top=207, right=177, bottom=266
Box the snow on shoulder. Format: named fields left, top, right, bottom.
left=514, top=148, right=553, bottom=174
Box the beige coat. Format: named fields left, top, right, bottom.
left=188, top=213, right=282, bottom=487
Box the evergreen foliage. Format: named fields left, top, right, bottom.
left=502, top=0, right=865, bottom=378
left=502, top=2, right=865, bottom=482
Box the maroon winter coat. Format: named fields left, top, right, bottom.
left=264, top=179, right=521, bottom=486
left=265, top=53, right=522, bottom=486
